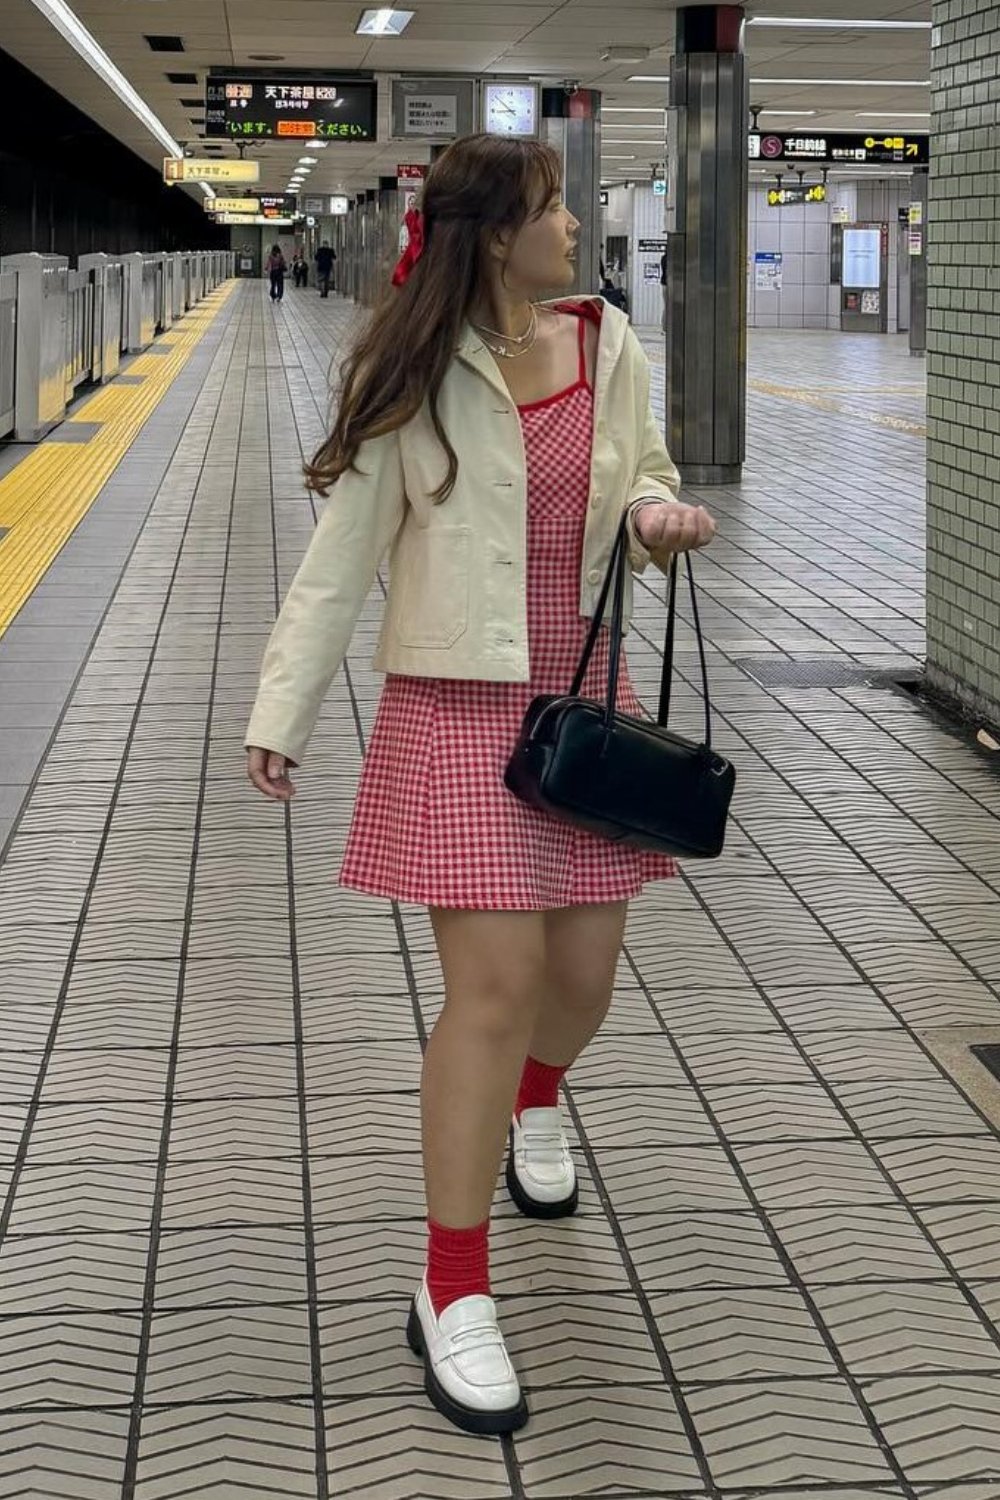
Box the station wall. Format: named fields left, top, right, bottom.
left=0, top=49, right=227, bottom=260
left=603, top=176, right=916, bottom=335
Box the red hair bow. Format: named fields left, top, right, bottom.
left=392, top=207, right=425, bottom=287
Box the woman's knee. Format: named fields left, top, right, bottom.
left=431, top=909, right=547, bottom=1040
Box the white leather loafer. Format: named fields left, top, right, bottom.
left=505, top=1106, right=579, bottom=1218
left=407, top=1276, right=528, bottom=1435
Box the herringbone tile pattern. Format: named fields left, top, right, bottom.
left=2, top=287, right=999, bottom=1497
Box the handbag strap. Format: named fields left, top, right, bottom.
left=570, top=512, right=714, bottom=749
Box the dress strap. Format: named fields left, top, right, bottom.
left=576, top=314, right=589, bottom=387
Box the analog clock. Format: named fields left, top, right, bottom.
left=483, top=82, right=539, bottom=139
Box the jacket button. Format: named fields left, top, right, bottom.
left=587, top=568, right=602, bottom=584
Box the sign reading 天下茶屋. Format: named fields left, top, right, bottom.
left=205, top=78, right=377, bottom=142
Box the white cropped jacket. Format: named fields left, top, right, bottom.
left=247, top=298, right=681, bottom=765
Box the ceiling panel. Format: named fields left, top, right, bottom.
left=0, top=0, right=931, bottom=200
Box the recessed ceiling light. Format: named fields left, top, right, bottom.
left=311, top=141, right=330, bottom=148
left=750, top=77, right=931, bottom=87
left=748, top=17, right=932, bottom=29
left=356, top=8, right=414, bottom=36
left=297, top=156, right=318, bottom=164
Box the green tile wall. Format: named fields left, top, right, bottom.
left=925, top=0, right=1000, bottom=721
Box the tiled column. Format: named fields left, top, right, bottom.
left=925, top=0, right=1000, bottom=721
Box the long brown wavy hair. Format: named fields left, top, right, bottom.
left=305, top=133, right=561, bottom=499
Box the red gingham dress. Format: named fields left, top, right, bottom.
left=339, top=308, right=677, bottom=909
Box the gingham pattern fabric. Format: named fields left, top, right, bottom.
left=340, top=314, right=677, bottom=909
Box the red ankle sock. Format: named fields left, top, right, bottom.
left=516, top=1055, right=568, bottom=1119
left=426, top=1218, right=491, bottom=1316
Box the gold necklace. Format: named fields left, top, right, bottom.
left=476, top=305, right=538, bottom=360
left=474, top=304, right=536, bottom=344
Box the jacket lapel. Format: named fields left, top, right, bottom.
left=454, top=297, right=628, bottom=406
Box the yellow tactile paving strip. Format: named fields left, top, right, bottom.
left=749, top=377, right=927, bottom=436
left=0, top=283, right=235, bottom=639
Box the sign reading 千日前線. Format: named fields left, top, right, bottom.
left=205, top=77, right=377, bottom=142
left=749, top=131, right=928, bottom=165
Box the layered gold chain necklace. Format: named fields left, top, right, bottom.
left=473, top=304, right=539, bottom=360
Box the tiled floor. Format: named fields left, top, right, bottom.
left=2, top=283, right=1000, bottom=1499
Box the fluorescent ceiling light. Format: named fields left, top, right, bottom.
left=751, top=77, right=930, bottom=87
left=859, top=112, right=931, bottom=118
left=298, top=156, right=318, bottom=165
left=757, top=110, right=817, bottom=117
left=356, top=7, right=414, bottom=35
left=748, top=16, right=932, bottom=28
left=610, top=141, right=664, bottom=146
left=25, top=0, right=215, bottom=196
left=602, top=106, right=666, bottom=114
left=602, top=154, right=637, bottom=160
left=628, top=76, right=670, bottom=83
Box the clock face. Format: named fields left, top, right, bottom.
left=484, top=83, right=538, bottom=138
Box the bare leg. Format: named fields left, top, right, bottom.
left=422, top=908, right=547, bottom=1227
left=529, top=900, right=629, bottom=1067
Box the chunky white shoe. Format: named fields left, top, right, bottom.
left=505, top=1106, right=579, bottom=1218
left=407, top=1276, right=528, bottom=1435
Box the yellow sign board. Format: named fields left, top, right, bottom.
left=163, top=157, right=261, bottom=184
left=206, top=196, right=261, bottom=215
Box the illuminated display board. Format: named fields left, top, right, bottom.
left=206, top=77, right=377, bottom=141
left=750, top=132, right=928, bottom=164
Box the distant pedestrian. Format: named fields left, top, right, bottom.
left=315, top=242, right=336, bottom=298
left=266, top=245, right=286, bottom=301
left=291, top=249, right=308, bottom=289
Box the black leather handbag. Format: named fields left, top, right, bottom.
left=504, top=513, right=735, bottom=859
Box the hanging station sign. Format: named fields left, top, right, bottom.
left=205, top=76, right=377, bottom=142
left=767, top=184, right=828, bottom=207
left=164, top=158, right=260, bottom=184
left=213, top=213, right=295, bottom=226
left=391, top=78, right=476, bottom=140
left=750, top=132, right=929, bottom=165
left=205, top=196, right=261, bottom=215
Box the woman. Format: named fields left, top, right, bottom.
left=265, top=244, right=286, bottom=301
left=245, top=134, right=715, bottom=1436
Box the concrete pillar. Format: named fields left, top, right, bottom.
left=665, top=4, right=748, bottom=484
left=541, top=88, right=601, bottom=298
left=924, top=0, right=1000, bottom=724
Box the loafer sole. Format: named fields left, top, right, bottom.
left=406, top=1301, right=529, bottom=1435
left=505, top=1132, right=579, bottom=1220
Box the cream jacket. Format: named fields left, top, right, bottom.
left=247, top=298, right=681, bottom=765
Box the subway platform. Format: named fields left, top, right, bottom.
left=2, top=280, right=1000, bottom=1498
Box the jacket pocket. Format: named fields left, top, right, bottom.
left=392, top=524, right=470, bottom=649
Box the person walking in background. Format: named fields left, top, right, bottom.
left=315, top=241, right=336, bottom=297
left=265, top=245, right=286, bottom=302
left=245, top=134, right=715, bottom=1436
left=291, top=249, right=308, bottom=288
